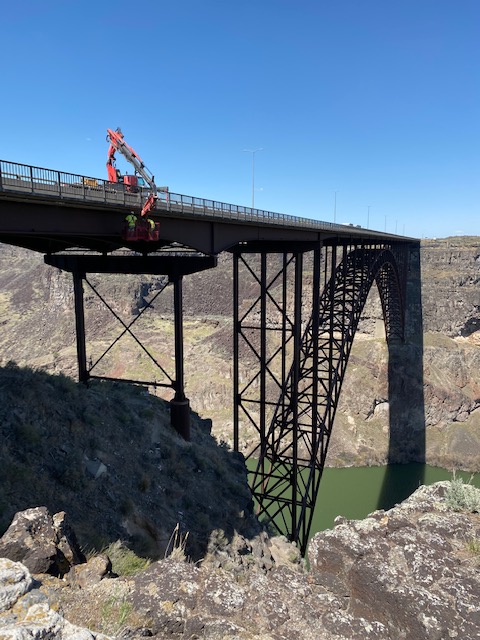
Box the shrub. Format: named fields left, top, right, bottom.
left=165, top=523, right=189, bottom=561
left=466, top=537, right=480, bottom=556
left=446, top=474, right=480, bottom=513
left=104, top=540, right=150, bottom=576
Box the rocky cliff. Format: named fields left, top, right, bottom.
left=1, top=481, right=479, bottom=639
left=0, top=363, right=259, bottom=561
left=331, top=237, right=480, bottom=470
left=0, top=236, right=478, bottom=470
left=0, top=236, right=479, bottom=639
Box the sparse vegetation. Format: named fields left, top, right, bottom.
left=446, top=474, right=480, bottom=513
left=100, top=592, right=134, bottom=635
left=165, top=522, right=190, bottom=561
left=0, top=362, right=260, bottom=562
left=466, top=537, right=480, bottom=559
left=60, top=582, right=151, bottom=636
left=104, top=540, right=151, bottom=576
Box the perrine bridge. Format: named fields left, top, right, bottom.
left=0, top=160, right=420, bottom=554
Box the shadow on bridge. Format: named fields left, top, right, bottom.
left=377, top=244, right=426, bottom=509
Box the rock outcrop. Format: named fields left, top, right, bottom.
left=0, top=558, right=110, bottom=639
left=1, top=483, right=479, bottom=639
left=0, top=507, right=85, bottom=577
left=309, top=482, right=480, bottom=639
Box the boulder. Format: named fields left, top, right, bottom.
left=68, top=554, right=113, bottom=589
left=0, top=507, right=85, bottom=576
left=0, top=559, right=111, bottom=639
left=308, top=482, right=480, bottom=639
left=0, top=558, right=33, bottom=613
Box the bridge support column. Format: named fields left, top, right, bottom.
left=170, top=273, right=191, bottom=441
left=72, top=270, right=89, bottom=383
left=233, top=240, right=411, bottom=554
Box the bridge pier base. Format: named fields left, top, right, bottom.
left=170, top=398, right=191, bottom=441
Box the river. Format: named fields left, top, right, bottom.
left=311, top=463, right=480, bottom=535
left=248, top=462, right=480, bottom=540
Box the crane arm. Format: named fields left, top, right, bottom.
left=106, top=127, right=157, bottom=194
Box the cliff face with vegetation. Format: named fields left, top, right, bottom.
left=0, top=236, right=479, bottom=471
left=330, top=237, right=480, bottom=471
left=0, top=363, right=258, bottom=560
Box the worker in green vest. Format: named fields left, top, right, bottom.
left=147, top=217, right=156, bottom=239
left=125, top=212, right=137, bottom=229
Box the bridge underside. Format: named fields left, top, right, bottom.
left=233, top=240, right=409, bottom=554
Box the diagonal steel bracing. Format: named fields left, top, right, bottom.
left=47, top=252, right=218, bottom=441
left=233, top=241, right=409, bottom=554
left=84, top=276, right=174, bottom=387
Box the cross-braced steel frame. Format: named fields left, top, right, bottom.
left=46, top=253, right=217, bottom=440
left=233, top=240, right=409, bottom=554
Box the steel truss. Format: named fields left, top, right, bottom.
left=45, top=253, right=217, bottom=440
left=74, top=273, right=174, bottom=388
left=233, top=241, right=409, bottom=554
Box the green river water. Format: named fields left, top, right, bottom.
left=310, top=464, right=480, bottom=535
left=249, top=463, right=480, bottom=540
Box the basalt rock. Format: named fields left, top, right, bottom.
left=0, top=507, right=85, bottom=577
left=0, top=558, right=111, bottom=639
left=309, top=482, right=480, bottom=639
left=67, top=554, right=114, bottom=589
left=1, top=484, right=479, bottom=638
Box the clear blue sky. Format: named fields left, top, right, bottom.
left=1, top=0, right=478, bottom=238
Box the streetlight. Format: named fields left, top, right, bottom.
left=243, top=148, right=263, bottom=209
left=334, top=191, right=338, bottom=223
left=367, top=205, right=370, bottom=229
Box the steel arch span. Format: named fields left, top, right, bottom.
left=233, top=241, right=409, bottom=554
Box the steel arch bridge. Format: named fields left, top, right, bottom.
left=233, top=240, right=409, bottom=554
left=0, top=159, right=417, bottom=555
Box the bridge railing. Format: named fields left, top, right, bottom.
left=0, top=159, right=347, bottom=233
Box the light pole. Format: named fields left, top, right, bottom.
left=367, top=205, right=370, bottom=229
left=334, top=191, right=338, bottom=223
left=244, top=148, right=263, bottom=209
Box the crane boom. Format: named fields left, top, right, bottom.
left=106, top=127, right=157, bottom=194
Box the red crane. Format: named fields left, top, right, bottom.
left=106, top=127, right=167, bottom=217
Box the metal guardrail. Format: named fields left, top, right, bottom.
left=0, top=159, right=389, bottom=237
left=0, top=159, right=342, bottom=232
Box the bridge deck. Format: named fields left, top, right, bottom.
left=0, top=160, right=416, bottom=254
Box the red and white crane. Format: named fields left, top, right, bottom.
left=106, top=127, right=167, bottom=217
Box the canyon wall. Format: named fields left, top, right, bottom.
left=0, top=236, right=478, bottom=471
